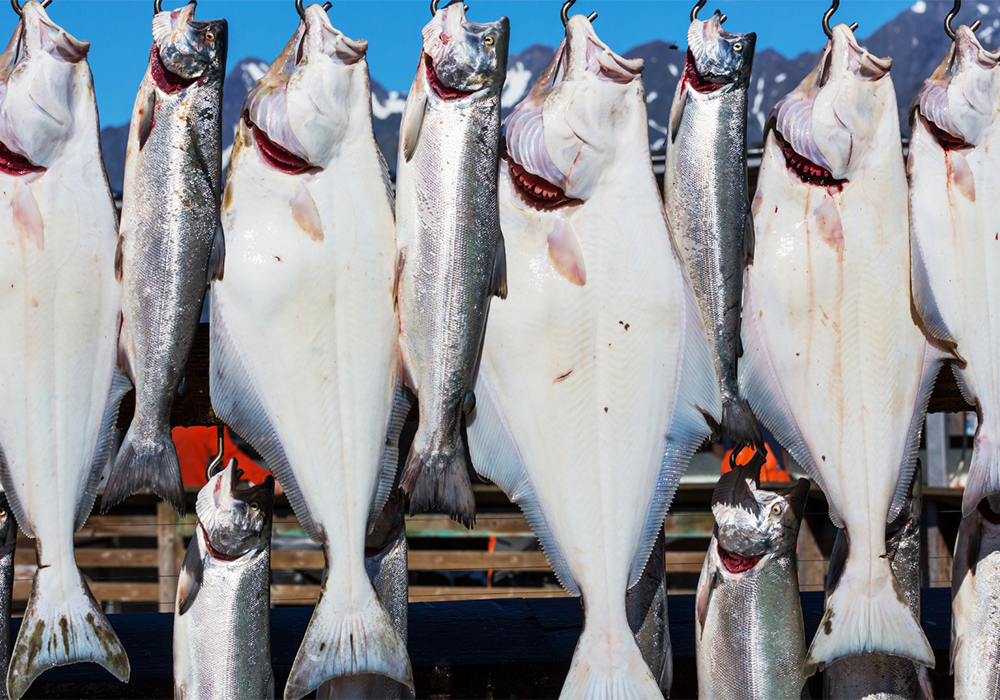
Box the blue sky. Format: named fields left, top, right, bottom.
left=1, top=0, right=937, bottom=126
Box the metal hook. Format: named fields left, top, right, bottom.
left=690, top=2, right=726, bottom=25
left=430, top=0, right=469, bottom=17
left=823, top=0, right=858, bottom=39
left=11, top=0, right=51, bottom=17
left=205, top=425, right=225, bottom=482
left=296, top=0, right=332, bottom=19
left=945, top=1, right=981, bottom=40
left=561, top=0, right=597, bottom=26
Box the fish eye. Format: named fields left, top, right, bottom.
left=206, top=31, right=215, bottom=42
left=733, top=42, right=743, bottom=52
left=484, top=35, right=495, bottom=46
left=0, top=509, right=6, bottom=517
left=770, top=503, right=782, bottom=516
left=249, top=502, right=259, bottom=511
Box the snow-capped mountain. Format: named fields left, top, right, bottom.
left=100, top=1, right=1000, bottom=190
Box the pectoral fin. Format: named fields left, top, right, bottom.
left=401, top=90, right=427, bottom=163
left=547, top=217, right=586, bottom=286
left=669, top=85, right=689, bottom=144
left=492, top=233, right=507, bottom=299
left=206, top=226, right=225, bottom=282
left=137, top=89, right=156, bottom=151
left=176, top=537, right=204, bottom=615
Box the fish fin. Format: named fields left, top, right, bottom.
left=806, top=554, right=933, bottom=672
left=669, top=82, right=689, bottom=144
left=400, top=89, right=426, bottom=163
left=401, top=428, right=476, bottom=528
left=137, top=89, right=156, bottom=151
left=547, top=217, right=587, bottom=287
left=283, top=583, right=412, bottom=700
left=720, top=395, right=763, bottom=449
left=369, top=379, right=411, bottom=533
left=393, top=249, right=405, bottom=311
left=114, top=233, right=124, bottom=282
left=210, top=298, right=321, bottom=542
left=0, top=445, right=29, bottom=538
left=7, top=566, right=129, bottom=700
left=743, top=207, right=755, bottom=263
left=176, top=534, right=204, bottom=616
left=910, top=233, right=962, bottom=362
left=889, top=343, right=943, bottom=522
left=561, top=617, right=661, bottom=700
left=629, top=281, right=720, bottom=586
left=695, top=565, right=716, bottom=635
left=491, top=233, right=507, bottom=299
left=101, top=425, right=185, bottom=515
left=712, top=450, right=765, bottom=510
left=206, top=226, right=225, bottom=283
left=951, top=511, right=980, bottom=675
left=780, top=478, right=812, bottom=523
left=377, top=144, right=395, bottom=219
left=917, top=664, right=933, bottom=699
left=963, top=427, right=1000, bottom=517
left=77, top=372, right=132, bottom=530
left=466, top=366, right=581, bottom=595
left=740, top=269, right=843, bottom=528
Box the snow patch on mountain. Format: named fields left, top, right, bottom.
left=911, top=1, right=926, bottom=14
left=373, top=90, right=406, bottom=120
left=502, top=61, right=533, bottom=109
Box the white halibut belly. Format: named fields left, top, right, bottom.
left=216, top=149, right=397, bottom=574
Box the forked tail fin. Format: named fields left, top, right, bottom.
left=283, top=584, right=412, bottom=700
left=561, top=615, right=662, bottom=700
left=101, top=426, right=185, bottom=515
left=720, top=394, right=763, bottom=450
left=963, top=431, right=1000, bottom=516
left=807, top=553, right=933, bottom=673
left=401, top=428, right=475, bottom=527
left=7, top=565, right=129, bottom=700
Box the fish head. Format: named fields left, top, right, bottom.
left=503, top=15, right=644, bottom=207
left=151, top=3, right=227, bottom=92
left=0, top=0, right=90, bottom=171
left=0, top=492, right=15, bottom=557
left=242, top=5, right=369, bottom=172
left=421, top=2, right=508, bottom=99
left=914, top=25, right=1000, bottom=149
left=196, top=459, right=275, bottom=560
left=711, top=453, right=808, bottom=573
left=770, top=23, right=892, bottom=184
left=686, top=11, right=754, bottom=89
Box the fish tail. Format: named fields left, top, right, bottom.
left=561, top=615, right=662, bottom=699
left=101, top=426, right=185, bottom=516
left=401, top=429, right=475, bottom=527
left=283, top=584, right=412, bottom=700
left=806, top=553, right=933, bottom=673
left=7, top=565, right=129, bottom=700
left=963, top=432, right=1000, bottom=516
left=720, top=393, right=763, bottom=449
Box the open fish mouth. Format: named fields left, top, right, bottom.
left=506, top=155, right=579, bottom=210
left=718, top=544, right=761, bottom=574
left=150, top=43, right=199, bottom=93
left=0, top=140, right=43, bottom=176
left=773, top=128, right=846, bottom=188
left=684, top=50, right=726, bottom=93
left=243, top=112, right=312, bottom=175
left=424, top=52, right=475, bottom=101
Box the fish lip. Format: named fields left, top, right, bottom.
left=423, top=52, right=477, bottom=102
left=717, top=543, right=762, bottom=574
left=149, top=43, right=200, bottom=94
left=199, top=522, right=241, bottom=562
left=0, top=139, right=44, bottom=176
left=773, top=128, right=847, bottom=189
left=244, top=112, right=315, bottom=175
left=505, top=156, right=581, bottom=211
left=921, top=113, right=971, bottom=150
left=686, top=11, right=754, bottom=89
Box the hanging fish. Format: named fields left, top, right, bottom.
left=695, top=453, right=810, bottom=700
left=0, top=494, right=17, bottom=700
left=105, top=2, right=228, bottom=515
left=210, top=6, right=410, bottom=698
left=0, top=3, right=130, bottom=697
left=741, top=22, right=939, bottom=671
left=173, top=460, right=275, bottom=699
left=909, top=22, right=1000, bottom=517
left=664, top=6, right=761, bottom=449
left=626, top=528, right=673, bottom=697
left=394, top=1, right=509, bottom=526
left=467, top=12, right=720, bottom=696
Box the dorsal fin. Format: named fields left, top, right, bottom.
left=712, top=449, right=766, bottom=513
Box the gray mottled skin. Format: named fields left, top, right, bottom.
left=626, top=526, right=673, bottom=697
left=696, top=459, right=809, bottom=699
left=953, top=494, right=1000, bottom=699
left=396, top=2, right=508, bottom=526
left=318, top=487, right=411, bottom=700
left=665, top=11, right=761, bottom=448
left=106, top=2, right=227, bottom=516
left=0, top=495, right=15, bottom=700
left=826, top=478, right=930, bottom=699
left=173, top=463, right=274, bottom=700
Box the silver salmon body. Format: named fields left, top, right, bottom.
left=173, top=461, right=275, bottom=700
left=0, top=4, right=130, bottom=698
left=395, top=2, right=509, bottom=526
left=664, top=10, right=761, bottom=448
left=106, top=2, right=227, bottom=515
left=626, top=528, right=673, bottom=696
left=953, top=495, right=1000, bottom=698
left=0, top=495, right=16, bottom=700
left=695, top=454, right=809, bottom=700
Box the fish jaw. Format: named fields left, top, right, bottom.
left=503, top=15, right=643, bottom=206
left=686, top=10, right=754, bottom=89
left=243, top=5, right=369, bottom=171
left=422, top=2, right=508, bottom=99
left=914, top=25, right=1000, bottom=150
left=196, top=459, right=274, bottom=560
left=151, top=3, right=226, bottom=87
left=770, top=23, right=891, bottom=183
left=0, top=1, right=91, bottom=172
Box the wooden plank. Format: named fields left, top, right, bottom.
left=409, top=550, right=550, bottom=571
left=796, top=517, right=827, bottom=592
left=406, top=514, right=534, bottom=538
left=408, top=586, right=571, bottom=602
left=157, top=502, right=181, bottom=612
left=12, top=581, right=161, bottom=603
left=14, top=549, right=158, bottom=568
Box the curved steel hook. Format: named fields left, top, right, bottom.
left=431, top=0, right=469, bottom=16
left=11, top=0, right=51, bottom=16
left=205, top=425, right=225, bottom=481
left=562, top=0, right=597, bottom=26
left=945, top=1, right=981, bottom=39
left=823, top=0, right=858, bottom=39
left=296, top=0, right=332, bottom=19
